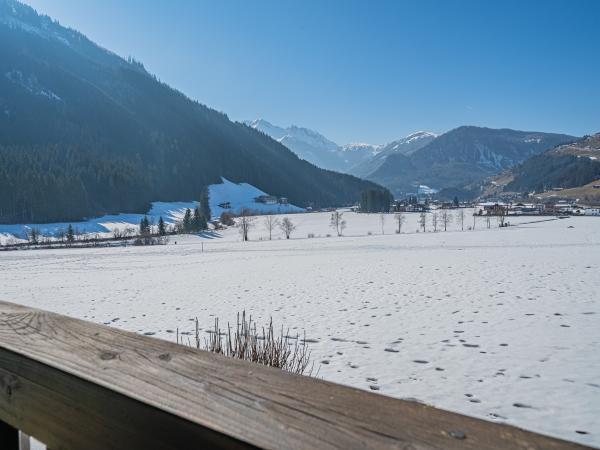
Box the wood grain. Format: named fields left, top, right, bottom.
left=0, top=301, right=591, bottom=450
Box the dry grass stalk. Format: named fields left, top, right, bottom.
left=180, top=311, right=313, bottom=375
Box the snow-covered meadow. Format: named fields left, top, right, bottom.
left=1, top=211, right=599, bottom=447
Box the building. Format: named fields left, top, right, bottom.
left=478, top=202, right=508, bottom=215
left=255, top=195, right=278, bottom=205
left=511, top=203, right=544, bottom=215
left=585, top=208, right=600, bottom=216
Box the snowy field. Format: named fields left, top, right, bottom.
left=1, top=211, right=599, bottom=447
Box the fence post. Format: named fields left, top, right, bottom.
left=19, top=432, right=31, bottom=450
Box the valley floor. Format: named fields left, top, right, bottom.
left=1, top=212, right=599, bottom=447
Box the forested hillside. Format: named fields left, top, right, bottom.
left=505, top=133, right=600, bottom=192
left=0, top=0, right=380, bottom=224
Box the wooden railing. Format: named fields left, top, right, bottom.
left=0, top=301, right=590, bottom=450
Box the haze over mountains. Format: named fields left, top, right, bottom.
left=247, top=118, right=576, bottom=198
left=244, top=119, right=383, bottom=173
left=0, top=0, right=380, bottom=224
left=245, top=118, right=437, bottom=175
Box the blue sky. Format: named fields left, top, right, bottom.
left=25, top=0, right=600, bottom=144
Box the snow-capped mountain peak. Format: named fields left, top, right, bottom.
left=342, top=143, right=382, bottom=155
left=404, top=131, right=438, bottom=143
left=245, top=119, right=287, bottom=140
left=347, top=131, right=439, bottom=178
left=245, top=119, right=365, bottom=171
left=245, top=119, right=443, bottom=176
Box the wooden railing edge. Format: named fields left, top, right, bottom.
left=0, top=301, right=593, bottom=450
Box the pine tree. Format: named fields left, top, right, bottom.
left=66, top=224, right=75, bottom=244
left=139, top=215, right=150, bottom=235
left=200, top=187, right=211, bottom=221
left=198, top=211, right=208, bottom=230
left=183, top=208, right=192, bottom=233
left=158, top=216, right=166, bottom=236
left=359, top=188, right=393, bottom=213
left=192, top=207, right=200, bottom=232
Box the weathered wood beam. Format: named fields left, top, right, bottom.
left=0, top=301, right=591, bottom=450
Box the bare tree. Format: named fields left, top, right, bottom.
left=418, top=212, right=427, bottom=232
left=473, top=212, right=477, bottom=230
left=330, top=211, right=346, bottom=236
left=394, top=212, right=405, bottom=234
left=379, top=213, right=386, bottom=235
left=497, top=205, right=508, bottom=227
left=457, top=208, right=465, bottom=231
left=440, top=210, right=453, bottom=231
left=263, top=215, right=279, bottom=240
left=279, top=217, right=296, bottom=239
left=238, top=209, right=255, bottom=242
left=432, top=211, right=439, bottom=232
left=27, top=228, right=40, bottom=245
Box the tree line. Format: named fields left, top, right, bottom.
left=359, top=189, right=394, bottom=213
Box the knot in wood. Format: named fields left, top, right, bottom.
left=100, top=350, right=118, bottom=361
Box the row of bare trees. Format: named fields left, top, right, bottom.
left=237, top=209, right=298, bottom=242
left=415, top=208, right=496, bottom=232
left=231, top=208, right=488, bottom=243
left=419, top=209, right=466, bottom=232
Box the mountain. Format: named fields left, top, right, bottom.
left=349, top=131, right=437, bottom=178
left=503, top=133, right=600, bottom=194
left=341, top=143, right=382, bottom=170
left=245, top=119, right=380, bottom=172
left=367, top=126, right=576, bottom=196
left=0, top=1, right=382, bottom=224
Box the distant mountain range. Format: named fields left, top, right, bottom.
left=247, top=118, right=576, bottom=198
left=245, top=119, right=437, bottom=175
left=349, top=131, right=437, bottom=178
left=373, top=126, right=576, bottom=197
left=0, top=0, right=381, bottom=224
left=244, top=119, right=382, bottom=172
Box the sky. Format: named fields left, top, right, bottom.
left=24, top=0, right=600, bottom=144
